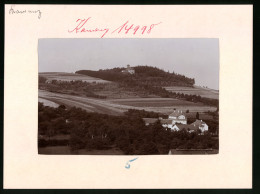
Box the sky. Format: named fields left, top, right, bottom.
left=38, top=38, right=219, bottom=90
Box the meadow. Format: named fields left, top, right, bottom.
left=39, top=90, right=217, bottom=116
left=108, top=98, right=204, bottom=107
left=164, top=86, right=219, bottom=99
left=39, top=72, right=111, bottom=83
left=39, top=97, right=59, bottom=108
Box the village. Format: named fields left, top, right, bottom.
left=143, top=110, right=209, bottom=134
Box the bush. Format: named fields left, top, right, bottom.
left=39, top=76, right=47, bottom=83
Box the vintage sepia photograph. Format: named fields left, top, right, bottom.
left=38, top=38, right=219, bottom=155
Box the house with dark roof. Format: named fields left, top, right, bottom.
left=172, top=123, right=198, bottom=133
left=190, top=119, right=209, bottom=132
left=171, top=124, right=187, bottom=131
left=160, top=118, right=174, bottom=129
left=171, top=120, right=209, bottom=133
left=142, top=118, right=158, bottom=126
left=143, top=118, right=174, bottom=129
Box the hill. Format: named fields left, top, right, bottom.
left=76, top=66, right=195, bottom=87
left=38, top=66, right=218, bottom=108
left=76, top=66, right=218, bottom=107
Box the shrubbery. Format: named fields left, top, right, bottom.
left=38, top=103, right=219, bottom=154
left=38, top=138, right=69, bottom=147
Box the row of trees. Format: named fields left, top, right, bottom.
left=39, top=79, right=107, bottom=99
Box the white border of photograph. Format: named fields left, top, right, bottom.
left=4, top=5, right=252, bottom=188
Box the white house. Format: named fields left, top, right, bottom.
left=170, top=120, right=209, bottom=134
left=160, top=119, right=174, bottom=129
left=171, top=124, right=181, bottom=131
left=143, top=112, right=209, bottom=135
left=121, top=64, right=135, bottom=74
left=168, top=110, right=187, bottom=124
left=190, top=119, right=209, bottom=132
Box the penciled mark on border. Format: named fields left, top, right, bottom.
left=125, top=157, right=138, bottom=169
left=9, top=6, right=42, bottom=19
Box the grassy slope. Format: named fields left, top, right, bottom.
left=39, top=72, right=110, bottom=83
left=164, top=85, right=219, bottom=99
left=39, top=70, right=218, bottom=114
left=39, top=90, right=217, bottom=116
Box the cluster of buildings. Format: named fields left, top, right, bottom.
left=143, top=110, right=209, bottom=134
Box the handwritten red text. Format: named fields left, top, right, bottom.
left=68, top=18, right=109, bottom=38
left=112, top=21, right=162, bottom=35
left=68, top=18, right=162, bottom=38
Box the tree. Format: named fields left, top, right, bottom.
left=58, top=104, right=66, bottom=109
left=39, top=76, right=47, bottom=83
left=47, top=127, right=55, bottom=141
left=196, top=112, right=200, bottom=119
left=138, top=141, right=159, bottom=155
left=70, top=122, right=87, bottom=150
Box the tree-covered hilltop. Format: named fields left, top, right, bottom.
left=76, top=66, right=218, bottom=107
left=134, top=66, right=195, bottom=86
left=76, top=65, right=195, bottom=87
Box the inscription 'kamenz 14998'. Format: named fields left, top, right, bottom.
left=68, top=18, right=162, bottom=38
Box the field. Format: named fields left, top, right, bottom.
left=39, top=72, right=218, bottom=117
left=39, top=97, right=59, bottom=108
left=39, top=72, right=111, bottom=83
left=108, top=98, right=203, bottom=107
left=39, top=90, right=217, bottom=116
left=94, top=86, right=159, bottom=99
left=164, top=86, right=219, bottom=99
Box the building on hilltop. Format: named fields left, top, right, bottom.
left=121, top=64, right=135, bottom=74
